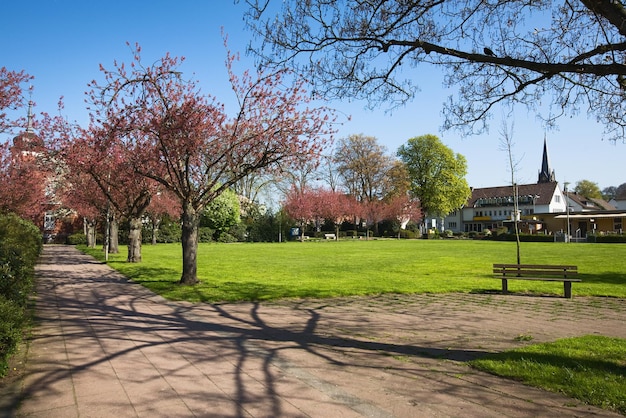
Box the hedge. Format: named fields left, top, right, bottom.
left=0, top=213, right=42, bottom=377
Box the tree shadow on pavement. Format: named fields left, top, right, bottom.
left=10, top=245, right=622, bottom=417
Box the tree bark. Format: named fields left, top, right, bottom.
left=85, top=219, right=97, bottom=248
left=127, top=217, right=142, bottom=263
left=109, top=217, right=119, bottom=254
left=180, top=202, right=200, bottom=285
left=151, top=217, right=161, bottom=245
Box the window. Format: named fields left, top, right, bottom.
left=615, top=218, right=623, bottom=231
left=465, top=223, right=483, bottom=232
left=448, top=221, right=457, bottom=228
left=44, top=213, right=55, bottom=231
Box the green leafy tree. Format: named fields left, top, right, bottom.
left=397, top=135, right=470, bottom=232
left=574, top=180, right=602, bottom=199
left=201, top=188, right=241, bottom=240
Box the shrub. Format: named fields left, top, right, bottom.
left=0, top=214, right=42, bottom=306
left=398, top=229, right=418, bottom=239
left=492, top=233, right=554, bottom=242
left=66, top=233, right=87, bottom=245
left=596, top=234, right=626, bottom=243
left=198, top=227, right=215, bottom=243
left=155, top=219, right=182, bottom=243
left=217, top=232, right=238, bottom=243
left=494, top=227, right=509, bottom=236
left=224, top=223, right=247, bottom=242
left=0, top=213, right=42, bottom=377
left=0, top=296, right=25, bottom=376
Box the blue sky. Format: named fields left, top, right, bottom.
left=2, top=1, right=623, bottom=191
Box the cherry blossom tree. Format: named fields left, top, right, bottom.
left=0, top=68, right=46, bottom=221
left=145, top=190, right=180, bottom=245
left=89, top=44, right=336, bottom=284
left=0, top=140, right=48, bottom=222
left=316, top=188, right=352, bottom=238
left=61, top=125, right=162, bottom=262
left=384, top=194, right=422, bottom=239
left=283, top=186, right=319, bottom=240
left=0, top=67, right=32, bottom=135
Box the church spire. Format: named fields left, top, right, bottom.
left=538, top=135, right=556, bottom=183
left=26, top=98, right=35, bottom=134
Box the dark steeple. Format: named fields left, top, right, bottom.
left=538, top=136, right=556, bottom=183
left=12, top=93, right=43, bottom=152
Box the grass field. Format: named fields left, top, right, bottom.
left=81, top=239, right=626, bottom=302
left=471, top=335, right=626, bottom=414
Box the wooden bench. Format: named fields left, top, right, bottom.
left=492, top=264, right=581, bottom=298
left=324, top=233, right=336, bottom=240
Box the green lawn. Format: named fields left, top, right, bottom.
left=81, top=239, right=626, bottom=302
left=471, top=336, right=626, bottom=414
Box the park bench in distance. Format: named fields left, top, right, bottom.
left=492, top=264, right=581, bottom=298
left=324, top=233, right=336, bottom=240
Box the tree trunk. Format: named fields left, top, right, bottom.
left=109, top=217, right=119, bottom=254
left=86, top=219, right=97, bottom=248
left=127, top=217, right=142, bottom=263
left=180, top=203, right=200, bottom=285
left=151, top=217, right=161, bottom=245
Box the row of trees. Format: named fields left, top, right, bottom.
left=4, top=0, right=625, bottom=285
left=575, top=180, right=626, bottom=201
left=2, top=60, right=471, bottom=287
left=1, top=43, right=337, bottom=285
left=280, top=133, right=471, bottom=238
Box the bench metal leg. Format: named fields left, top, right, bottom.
left=564, top=281, right=573, bottom=298
left=501, top=278, right=508, bottom=294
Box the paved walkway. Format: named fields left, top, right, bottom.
left=2, top=245, right=625, bottom=417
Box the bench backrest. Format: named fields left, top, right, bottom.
left=493, top=264, right=578, bottom=277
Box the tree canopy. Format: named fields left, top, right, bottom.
left=0, top=67, right=32, bottom=135
left=245, top=0, right=626, bottom=140
left=574, top=179, right=603, bottom=199
left=202, top=188, right=241, bottom=239
left=334, top=134, right=395, bottom=202
left=397, top=134, right=471, bottom=224
left=88, top=44, right=336, bottom=284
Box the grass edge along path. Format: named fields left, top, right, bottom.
left=470, top=335, right=626, bottom=415
left=79, top=240, right=626, bottom=302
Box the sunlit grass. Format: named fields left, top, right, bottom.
left=470, top=336, right=626, bottom=414
left=80, top=240, right=626, bottom=302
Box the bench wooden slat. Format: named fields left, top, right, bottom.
left=493, top=264, right=577, bottom=270
left=493, top=277, right=581, bottom=282
left=492, top=263, right=580, bottom=298
left=493, top=268, right=578, bottom=276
